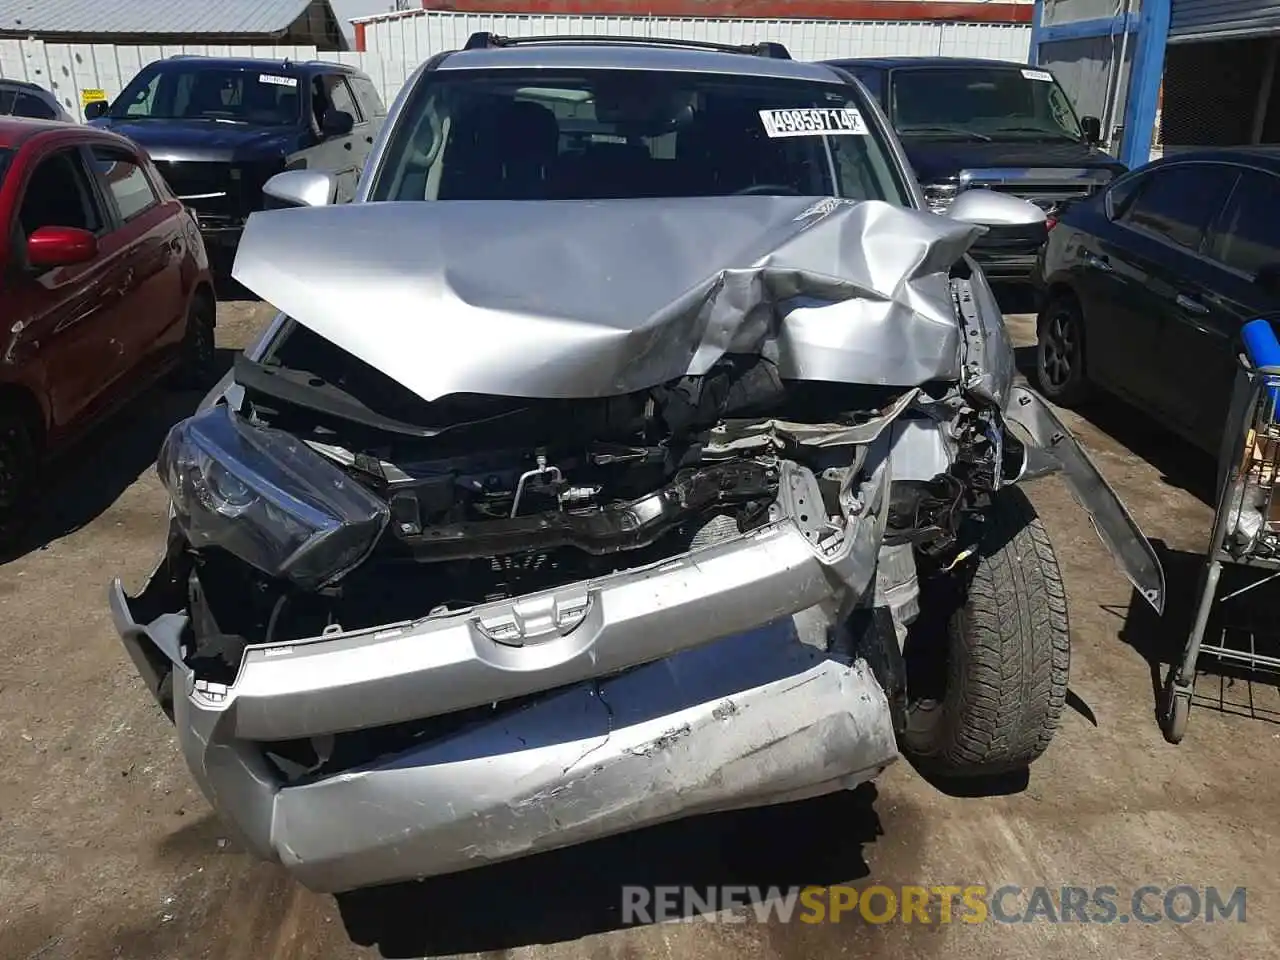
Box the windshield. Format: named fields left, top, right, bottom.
left=109, top=66, right=301, bottom=125
left=890, top=66, right=1084, bottom=142
left=369, top=69, right=909, bottom=203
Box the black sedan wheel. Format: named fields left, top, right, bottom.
left=1035, top=296, right=1092, bottom=405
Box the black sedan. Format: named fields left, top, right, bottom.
left=1033, top=148, right=1280, bottom=454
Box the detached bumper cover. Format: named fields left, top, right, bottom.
left=1004, top=383, right=1166, bottom=614
left=109, top=509, right=898, bottom=892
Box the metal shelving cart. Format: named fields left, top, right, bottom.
left=1161, top=356, right=1280, bottom=743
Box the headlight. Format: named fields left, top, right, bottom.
left=923, top=181, right=959, bottom=215
left=158, top=405, right=389, bottom=589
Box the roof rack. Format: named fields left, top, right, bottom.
left=462, top=32, right=792, bottom=60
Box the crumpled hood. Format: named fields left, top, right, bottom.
left=232, top=196, right=985, bottom=403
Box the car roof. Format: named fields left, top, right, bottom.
left=0, top=117, right=136, bottom=149
left=438, top=43, right=848, bottom=83
left=825, top=56, right=1031, bottom=71
left=154, top=56, right=362, bottom=77
left=0, top=78, right=55, bottom=96
left=1144, top=147, right=1280, bottom=175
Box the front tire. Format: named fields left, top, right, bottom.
left=903, top=487, right=1070, bottom=778
left=172, top=293, right=217, bottom=391
left=1035, top=294, right=1091, bottom=406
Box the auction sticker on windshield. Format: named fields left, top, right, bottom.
left=759, top=108, right=868, bottom=138
left=1021, top=69, right=1054, bottom=82
left=259, top=74, right=298, bottom=87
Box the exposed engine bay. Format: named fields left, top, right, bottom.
left=155, top=294, right=1015, bottom=688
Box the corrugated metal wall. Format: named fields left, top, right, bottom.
left=362, top=11, right=1032, bottom=63
left=1170, top=0, right=1280, bottom=41
left=0, top=13, right=1030, bottom=123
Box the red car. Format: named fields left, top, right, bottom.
left=0, top=118, right=215, bottom=541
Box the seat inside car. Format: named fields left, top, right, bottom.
left=439, top=98, right=560, bottom=199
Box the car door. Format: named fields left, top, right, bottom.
left=86, top=143, right=189, bottom=373
left=1164, top=166, right=1280, bottom=450
left=305, top=73, right=362, bottom=203
left=1079, top=162, right=1238, bottom=421
left=3, top=144, right=128, bottom=435
left=349, top=76, right=386, bottom=185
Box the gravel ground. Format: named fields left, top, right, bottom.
left=1, top=297, right=1277, bottom=959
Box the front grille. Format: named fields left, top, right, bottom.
left=153, top=160, right=240, bottom=219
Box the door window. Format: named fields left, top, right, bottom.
left=0, top=88, right=16, bottom=114
left=89, top=147, right=160, bottom=222
left=1121, top=163, right=1238, bottom=250
left=324, top=75, right=361, bottom=124
left=17, top=149, right=105, bottom=239
left=12, top=92, right=58, bottom=119
left=1208, top=170, right=1280, bottom=277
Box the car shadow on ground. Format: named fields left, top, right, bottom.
left=1010, top=345, right=1219, bottom=504
left=1118, top=537, right=1280, bottom=725
left=335, top=784, right=897, bottom=957
left=0, top=348, right=239, bottom=566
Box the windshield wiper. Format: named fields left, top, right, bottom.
left=897, top=125, right=991, bottom=142
left=992, top=126, right=1078, bottom=140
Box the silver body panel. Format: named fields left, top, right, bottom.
left=231, top=196, right=982, bottom=402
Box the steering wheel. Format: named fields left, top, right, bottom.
left=732, top=183, right=801, bottom=196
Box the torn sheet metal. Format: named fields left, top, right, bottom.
left=232, top=196, right=984, bottom=403
left=1004, top=384, right=1166, bottom=614
left=707, top=387, right=924, bottom=454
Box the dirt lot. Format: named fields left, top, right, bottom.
left=2, top=298, right=1278, bottom=960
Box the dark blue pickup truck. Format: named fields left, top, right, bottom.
left=825, top=56, right=1127, bottom=282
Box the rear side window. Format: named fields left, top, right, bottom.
left=90, top=147, right=160, bottom=221
left=1121, top=163, right=1238, bottom=250
left=1209, top=170, right=1280, bottom=276
left=0, top=88, right=16, bottom=113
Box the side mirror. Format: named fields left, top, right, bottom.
left=262, top=170, right=337, bottom=208
left=1080, top=115, right=1102, bottom=144
left=27, top=225, right=98, bottom=268
left=947, top=189, right=1047, bottom=228
left=320, top=108, right=354, bottom=139
left=83, top=100, right=109, bottom=121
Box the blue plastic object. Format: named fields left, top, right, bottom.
left=1242, top=318, right=1280, bottom=411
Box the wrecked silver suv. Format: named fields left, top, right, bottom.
left=109, top=37, right=1165, bottom=894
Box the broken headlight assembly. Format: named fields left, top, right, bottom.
left=157, top=405, right=389, bottom=589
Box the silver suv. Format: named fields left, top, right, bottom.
left=109, top=34, right=1164, bottom=894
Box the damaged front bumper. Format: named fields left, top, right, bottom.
left=109, top=492, right=902, bottom=892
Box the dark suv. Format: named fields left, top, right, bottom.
left=826, top=56, right=1127, bottom=281
left=86, top=56, right=386, bottom=269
